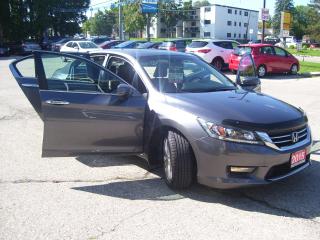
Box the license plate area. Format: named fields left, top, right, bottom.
left=290, top=149, right=307, bottom=168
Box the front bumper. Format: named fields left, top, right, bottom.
left=192, top=134, right=312, bottom=189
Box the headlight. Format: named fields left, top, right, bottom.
left=197, top=118, right=262, bottom=144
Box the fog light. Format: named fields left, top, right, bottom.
left=229, top=166, right=255, bottom=173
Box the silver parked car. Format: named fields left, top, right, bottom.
left=10, top=50, right=312, bottom=189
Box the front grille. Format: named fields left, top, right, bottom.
left=265, top=155, right=310, bottom=180
left=269, top=127, right=308, bottom=148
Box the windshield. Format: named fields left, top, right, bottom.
left=79, top=42, right=98, bottom=49
left=139, top=55, right=236, bottom=93
left=234, top=46, right=252, bottom=56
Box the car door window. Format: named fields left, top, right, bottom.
left=90, top=55, right=106, bottom=65
left=106, top=56, right=147, bottom=94
left=231, top=42, right=239, bottom=49
left=274, top=47, right=287, bottom=57
left=41, top=53, right=123, bottom=93
left=66, top=42, right=73, bottom=48
left=260, top=46, right=274, bottom=55
left=15, top=56, right=35, bottom=77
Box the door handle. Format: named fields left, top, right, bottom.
left=45, top=100, right=70, bottom=105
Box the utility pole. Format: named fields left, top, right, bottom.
left=262, top=0, right=266, bottom=43
left=146, top=13, right=150, bottom=41
left=119, top=0, right=123, bottom=40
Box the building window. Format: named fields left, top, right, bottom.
left=244, top=23, right=248, bottom=27
left=227, top=21, right=232, bottom=26
left=239, top=22, right=241, bottom=27
left=244, top=11, right=248, bottom=16
left=235, top=10, right=237, bottom=14
left=234, top=22, right=236, bottom=26
left=239, top=33, right=241, bottom=38
left=205, top=7, right=211, bottom=12
left=160, top=28, right=166, bottom=33
left=191, top=33, right=196, bottom=37
left=191, top=21, right=196, bottom=26
left=244, top=33, right=247, bottom=39
left=204, top=32, right=211, bottom=37
left=228, top=9, right=232, bottom=14
left=234, top=33, right=237, bottom=38
left=227, top=33, right=231, bottom=38
left=204, top=20, right=211, bottom=24
left=191, top=10, right=196, bottom=15
left=239, top=10, right=242, bottom=15
left=160, top=17, right=165, bottom=23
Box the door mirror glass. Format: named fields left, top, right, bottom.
left=236, top=54, right=261, bottom=92
left=116, top=83, right=132, bottom=99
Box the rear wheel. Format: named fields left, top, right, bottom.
left=290, top=64, right=298, bottom=75
left=257, top=65, right=267, bottom=77
left=163, top=131, right=195, bottom=189
left=212, top=58, right=223, bottom=71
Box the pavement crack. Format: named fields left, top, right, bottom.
left=241, top=192, right=320, bottom=224
left=0, top=176, right=155, bottom=184
left=91, top=208, right=150, bottom=239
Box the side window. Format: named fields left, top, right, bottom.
left=41, top=53, right=123, bottom=93
left=231, top=42, right=239, bottom=49
left=106, top=56, right=147, bottom=94
left=90, top=55, right=106, bottom=65
left=66, top=42, right=73, bottom=47
left=260, top=46, right=274, bottom=55
left=15, top=56, right=35, bottom=78
left=274, top=47, right=287, bottom=57
left=72, top=42, right=78, bottom=48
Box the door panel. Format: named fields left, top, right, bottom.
left=9, top=56, right=42, bottom=117
left=35, top=52, right=146, bottom=157
left=273, top=47, right=291, bottom=72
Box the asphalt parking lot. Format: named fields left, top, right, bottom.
left=0, top=56, right=320, bottom=240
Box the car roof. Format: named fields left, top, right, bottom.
left=192, top=39, right=238, bottom=42
left=238, top=43, right=274, bottom=47
left=89, top=49, right=190, bottom=59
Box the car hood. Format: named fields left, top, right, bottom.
left=164, top=90, right=305, bottom=132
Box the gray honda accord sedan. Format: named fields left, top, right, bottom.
left=10, top=49, right=312, bottom=189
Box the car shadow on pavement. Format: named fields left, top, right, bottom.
left=76, top=154, right=150, bottom=170
left=261, top=73, right=313, bottom=80
left=73, top=155, right=320, bottom=220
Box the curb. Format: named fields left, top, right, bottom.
left=299, top=72, right=320, bottom=77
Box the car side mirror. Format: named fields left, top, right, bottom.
left=74, top=46, right=79, bottom=50
left=116, top=84, right=132, bottom=99
left=236, top=54, right=261, bottom=92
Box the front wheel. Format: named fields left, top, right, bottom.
left=212, top=58, right=223, bottom=71
left=257, top=65, right=267, bottom=77
left=163, top=131, right=195, bottom=189
left=290, top=64, right=298, bottom=75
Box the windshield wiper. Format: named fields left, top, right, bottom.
left=182, top=87, right=236, bottom=93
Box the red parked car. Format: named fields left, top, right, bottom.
left=229, top=44, right=299, bottom=77
left=99, top=40, right=124, bottom=49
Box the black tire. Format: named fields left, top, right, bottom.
left=231, top=69, right=237, bottom=74
left=290, top=64, right=298, bottom=75
left=163, top=131, right=195, bottom=189
left=257, top=65, right=267, bottom=77
left=212, top=58, right=223, bottom=71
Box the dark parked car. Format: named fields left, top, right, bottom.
left=113, top=40, right=147, bottom=49
left=0, top=43, right=10, bottom=56
left=8, top=41, right=41, bottom=55
left=51, top=38, right=72, bottom=52
left=10, top=50, right=312, bottom=189
left=159, top=39, right=192, bottom=52
left=229, top=44, right=300, bottom=77
left=99, top=40, right=124, bottom=49
left=91, top=37, right=113, bottom=45
left=137, top=42, right=163, bottom=49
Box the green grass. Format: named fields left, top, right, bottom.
left=299, top=61, right=320, bottom=73
left=288, top=48, right=320, bottom=57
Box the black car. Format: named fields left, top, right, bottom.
left=51, top=38, right=73, bottom=52
left=0, top=43, right=10, bottom=56
left=137, top=42, right=163, bottom=49
left=159, top=39, right=192, bottom=52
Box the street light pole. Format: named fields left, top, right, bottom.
left=119, top=0, right=123, bottom=40
left=262, top=0, right=266, bottom=43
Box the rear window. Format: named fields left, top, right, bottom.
left=234, top=46, right=252, bottom=55
left=188, top=41, right=208, bottom=48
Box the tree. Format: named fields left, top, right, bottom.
left=309, top=0, right=320, bottom=11
left=272, top=0, right=295, bottom=35
left=123, top=1, right=146, bottom=37
left=88, top=10, right=116, bottom=36
left=308, top=0, right=320, bottom=41
left=193, top=0, right=210, bottom=8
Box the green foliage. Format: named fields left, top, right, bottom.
left=193, top=0, right=210, bottom=7
left=123, top=1, right=146, bottom=36
left=87, top=10, right=116, bottom=36
left=292, top=5, right=318, bottom=39
left=0, top=0, right=90, bottom=42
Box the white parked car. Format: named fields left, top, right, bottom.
left=60, top=41, right=101, bottom=53
left=186, top=39, right=239, bottom=71
left=275, top=36, right=297, bottom=48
